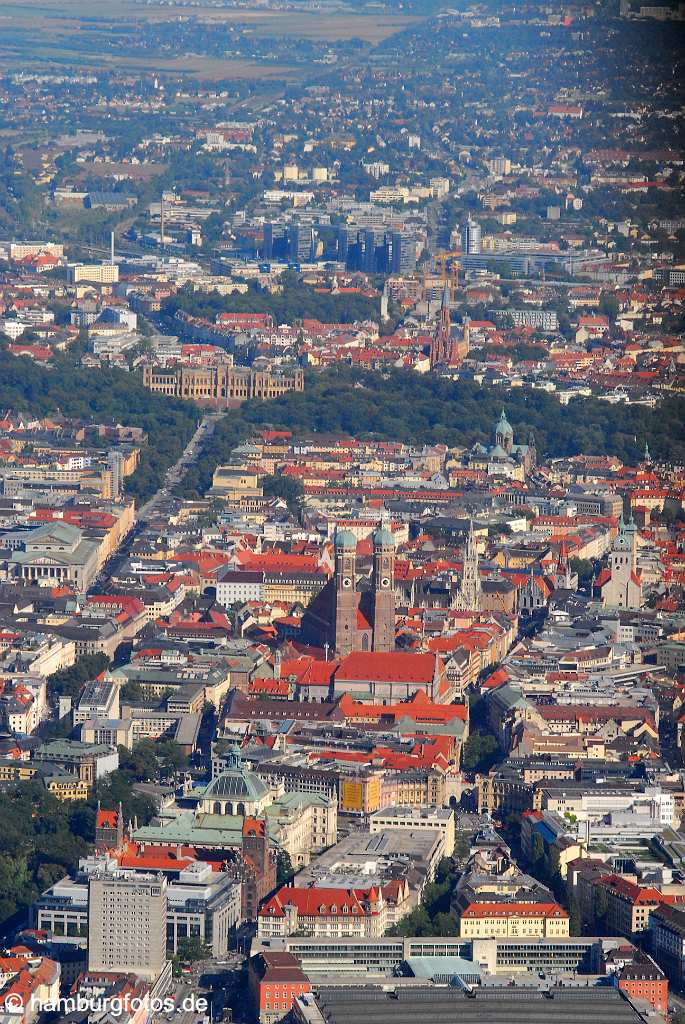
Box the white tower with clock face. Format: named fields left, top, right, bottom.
left=603, top=514, right=642, bottom=610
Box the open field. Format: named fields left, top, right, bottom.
left=0, top=0, right=421, bottom=43
left=0, top=43, right=302, bottom=80
left=0, top=0, right=421, bottom=77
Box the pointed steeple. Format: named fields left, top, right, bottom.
left=380, top=280, right=390, bottom=321
left=495, top=409, right=514, bottom=453
left=459, top=519, right=481, bottom=611
left=430, top=281, right=452, bottom=369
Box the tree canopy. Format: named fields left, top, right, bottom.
left=48, top=653, right=110, bottom=699
left=178, top=367, right=685, bottom=500
left=0, top=350, right=197, bottom=502
left=0, top=782, right=91, bottom=932
left=162, top=273, right=380, bottom=329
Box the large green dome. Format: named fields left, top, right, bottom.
left=202, top=768, right=269, bottom=803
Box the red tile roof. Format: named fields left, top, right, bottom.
left=95, top=809, right=119, bottom=829
left=336, top=651, right=437, bottom=684
left=260, top=885, right=375, bottom=920
left=337, top=689, right=467, bottom=724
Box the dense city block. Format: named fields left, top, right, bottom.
left=0, top=2, right=684, bottom=1024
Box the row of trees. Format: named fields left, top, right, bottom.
left=118, top=738, right=188, bottom=783
left=461, top=731, right=500, bottom=773
left=528, top=830, right=590, bottom=937
left=179, top=369, right=685, bottom=493
left=47, top=653, right=110, bottom=699
left=0, top=351, right=198, bottom=503
left=386, top=857, right=461, bottom=938
left=161, top=273, right=381, bottom=330
left=261, top=473, right=304, bottom=514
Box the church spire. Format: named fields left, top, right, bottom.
left=380, top=280, right=389, bottom=321
left=441, top=278, right=450, bottom=312
left=458, top=519, right=481, bottom=611
left=430, top=280, right=452, bottom=369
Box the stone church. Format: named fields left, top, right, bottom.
left=302, top=524, right=396, bottom=657
left=596, top=514, right=643, bottom=610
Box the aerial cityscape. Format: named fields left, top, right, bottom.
left=0, top=0, right=684, bottom=1022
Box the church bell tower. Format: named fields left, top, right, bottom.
left=334, top=529, right=358, bottom=656
left=371, top=517, right=396, bottom=652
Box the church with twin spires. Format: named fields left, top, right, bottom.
left=301, top=522, right=396, bottom=657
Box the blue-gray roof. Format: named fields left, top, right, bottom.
left=202, top=768, right=269, bottom=802
left=334, top=529, right=357, bottom=549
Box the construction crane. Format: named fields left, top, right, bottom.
left=433, top=249, right=460, bottom=288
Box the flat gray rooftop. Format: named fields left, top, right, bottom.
left=306, top=985, right=646, bottom=1024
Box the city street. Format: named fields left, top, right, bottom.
left=88, top=411, right=221, bottom=595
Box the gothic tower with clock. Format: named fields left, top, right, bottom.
left=334, top=529, right=359, bottom=657
left=371, top=523, right=396, bottom=652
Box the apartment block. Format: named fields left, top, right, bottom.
left=87, top=872, right=167, bottom=981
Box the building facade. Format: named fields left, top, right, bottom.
left=142, top=364, right=304, bottom=405
left=87, top=872, right=167, bottom=981
left=458, top=901, right=570, bottom=939
left=258, top=885, right=388, bottom=940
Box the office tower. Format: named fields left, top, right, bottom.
left=264, top=222, right=288, bottom=261
left=361, top=228, right=377, bottom=273
left=461, top=217, right=482, bottom=255
left=388, top=230, right=416, bottom=275
left=287, top=224, right=315, bottom=263
left=380, top=281, right=389, bottom=321
left=107, top=450, right=124, bottom=500
left=263, top=222, right=274, bottom=260
left=88, top=872, right=167, bottom=981
left=337, top=226, right=350, bottom=265
left=486, top=157, right=511, bottom=176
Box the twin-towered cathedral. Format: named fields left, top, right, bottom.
left=302, top=522, right=396, bottom=656
left=302, top=516, right=487, bottom=656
